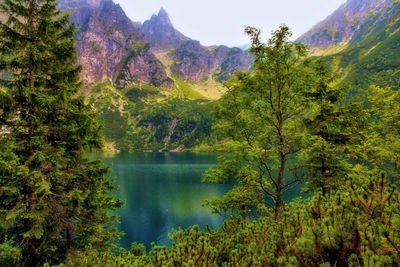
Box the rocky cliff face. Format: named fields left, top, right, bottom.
left=115, top=43, right=174, bottom=88
left=59, top=0, right=172, bottom=88
left=141, top=8, right=252, bottom=82
left=171, top=41, right=252, bottom=82
left=298, top=0, right=395, bottom=50
left=212, top=46, right=254, bottom=82
left=141, top=8, right=190, bottom=51
left=57, top=0, right=251, bottom=88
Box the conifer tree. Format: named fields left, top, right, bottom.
left=0, top=0, right=122, bottom=265
left=302, top=59, right=363, bottom=195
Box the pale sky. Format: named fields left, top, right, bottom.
left=114, top=0, right=347, bottom=47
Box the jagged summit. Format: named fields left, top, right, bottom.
left=142, top=7, right=190, bottom=51
left=52, top=0, right=253, bottom=87
left=148, top=7, right=174, bottom=29
left=158, top=7, right=168, bottom=17
left=56, top=0, right=172, bottom=88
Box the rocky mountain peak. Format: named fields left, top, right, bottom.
left=59, top=0, right=172, bottom=88
left=158, top=7, right=169, bottom=19
left=54, top=0, right=253, bottom=89
left=142, top=8, right=190, bottom=51
left=97, top=0, right=140, bottom=37
left=146, top=7, right=173, bottom=30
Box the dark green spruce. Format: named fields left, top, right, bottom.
left=0, top=0, right=122, bottom=266
left=303, top=59, right=364, bottom=195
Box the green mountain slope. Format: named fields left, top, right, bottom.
left=331, top=1, right=399, bottom=94
left=86, top=80, right=215, bottom=152
left=300, top=0, right=400, bottom=99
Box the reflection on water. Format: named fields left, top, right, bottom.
left=102, top=152, right=230, bottom=249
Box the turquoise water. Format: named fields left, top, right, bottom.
left=102, top=152, right=230, bottom=249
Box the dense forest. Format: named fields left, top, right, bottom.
left=1, top=0, right=400, bottom=266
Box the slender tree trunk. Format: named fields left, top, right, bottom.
left=320, top=97, right=326, bottom=196
left=275, top=152, right=285, bottom=221
left=321, top=153, right=326, bottom=196
left=275, top=114, right=285, bottom=221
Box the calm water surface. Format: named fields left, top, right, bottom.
left=102, top=152, right=230, bottom=249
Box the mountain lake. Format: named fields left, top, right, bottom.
left=102, top=152, right=230, bottom=249
left=101, top=152, right=305, bottom=249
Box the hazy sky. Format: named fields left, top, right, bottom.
left=114, top=0, right=347, bottom=47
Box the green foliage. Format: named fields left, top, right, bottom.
left=61, top=246, right=152, bottom=266
left=87, top=81, right=136, bottom=150
left=361, top=85, right=400, bottom=177
left=171, top=74, right=208, bottom=100
left=204, top=25, right=314, bottom=220
left=0, top=0, right=122, bottom=265
left=301, top=59, right=365, bottom=195
left=0, top=238, right=22, bottom=267
left=100, top=107, right=130, bottom=147
left=62, top=172, right=400, bottom=266
left=125, top=98, right=214, bottom=151
left=85, top=79, right=214, bottom=152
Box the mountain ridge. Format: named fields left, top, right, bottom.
left=57, top=0, right=252, bottom=93
left=140, top=7, right=252, bottom=83
left=299, top=0, right=400, bottom=98
left=59, top=0, right=173, bottom=88
left=298, top=0, right=397, bottom=54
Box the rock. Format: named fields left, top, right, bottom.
left=171, top=41, right=252, bottom=82
left=142, top=7, right=190, bottom=51
left=60, top=0, right=172, bottom=88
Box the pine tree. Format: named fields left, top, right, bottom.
left=0, top=0, right=122, bottom=265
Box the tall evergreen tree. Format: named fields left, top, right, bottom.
left=0, top=0, right=122, bottom=266
left=302, top=59, right=363, bottom=195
